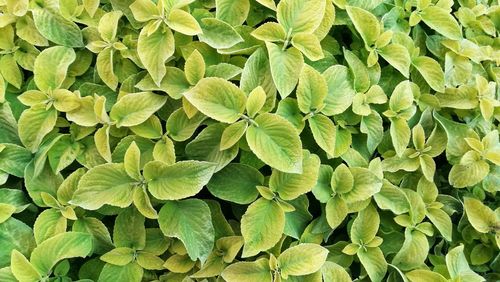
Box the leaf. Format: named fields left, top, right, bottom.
left=360, top=111, right=383, bottom=153
left=446, top=245, right=485, bottom=281
left=291, top=32, right=324, bottom=61
left=129, top=0, right=159, bottom=22
left=251, top=22, right=286, bottom=42
left=34, top=46, right=76, bottom=92
left=184, top=50, right=205, bottom=85
left=0, top=144, right=32, bottom=177
left=207, top=163, right=262, bottom=204
left=98, top=262, right=143, bottom=282
left=246, top=113, right=303, bottom=173
left=378, top=44, right=411, bottom=77
left=342, top=168, right=382, bottom=203
left=110, top=92, right=167, bottom=127
left=296, top=64, right=327, bottom=113
left=463, top=197, right=498, bottom=234
left=143, top=160, right=215, bottom=200
left=392, top=229, right=429, bottom=271
left=124, top=142, right=141, bottom=180
left=10, top=250, right=41, bottom=282
left=269, top=150, right=320, bottom=200
left=101, top=247, right=135, bottom=266
left=158, top=199, right=214, bottom=262
left=412, top=56, right=445, bottom=92
left=70, top=163, right=135, bottom=210
left=325, top=190, right=349, bottom=228
left=448, top=160, right=489, bottom=188
left=137, top=26, right=175, bottom=86
left=167, top=9, right=202, bottom=35
left=241, top=198, right=285, bottom=257
left=30, top=232, right=93, bottom=275
left=390, top=118, right=411, bottom=157
left=406, top=270, right=448, bottom=282
left=343, top=48, right=370, bottom=93
left=309, top=114, right=336, bottom=157
left=267, top=42, right=304, bottom=99
left=220, top=121, right=248, bottom=150
left=278, top=243, right=328, bottom=278
left=420, top=6, right=462, bottom=40
left=277, top=0, right=326, bottom=34
left=346, top=6, right=380, bottom=46
left=351, top=204, right=379, bottom=244
left=221, top=258, right=272, bottom=282
left=184, top=77, right=246, bottom=123
left=33, top=209, right=66, bottom=244
left=32, top=6, right=84, bottom=47
left=246, top=86, right=267, bottom=118
left=216, top=0, right=250, bottom=26
left=322, top=65, right=355, bottom=115
left=357, top=247, right=387, bottom=282
left=96, top=48, right=118, bottom=90
left=18, top=105, right=57, bottom=153
left=321, top=261, right=352, bottom=282
left=198, top=18, right=244, bottom=49
left=426, top=207, right=452, bottom=241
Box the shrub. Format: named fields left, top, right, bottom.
left=0, top=0, right=499, bottom=281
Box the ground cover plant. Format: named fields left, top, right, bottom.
left=0, top=0, right=499, bottom=281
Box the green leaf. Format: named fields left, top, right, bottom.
left=221, top=258, right=272, bottom=282
left=269, top=150, right=320, bottom=200
left=110, top=92, right=167, bottom=127
left=449, top=160, right=489, bottom=188
left=346, top=6, right=380, bottom=46
left=10, top=250, right=41, bottom=282
left=246, top=113, right=303, bottom=173
left=129, top=0, right=159, bottom=22
left=158, top=199, right=214, bottom=262
left=326, top=197, right=348, bottom=229
left=113, top=207, right=146, bottom=249
left=33, top=209, right=66, bottom=244
left=0, top=143, right=32, bottom=177
left=246, top=86, right=267, bottom=118
left=220, top=120, right=248, bottom=150
left=267, top=42, right=304, bottom=99
left=420, top=6, right=462, bottom=40
left=343, top=48, right=370, bottom=93
left=291, top=32, right=324, bottom=61
left=309, top=114, right=336, bottom=157
left=296, top=64, right=327, bottom=114
left=32, top=6, right=84, bottom=47
left=390, top=118, right=411, bottom=157
left=446, top=245, right=484, bottom=281
left=357, top=247, right=387, bottom=282
left=360, top=111, right=383, bottom=153
left=198, top=18, right=244, bottom=49
left=96, top=48, right=118, bottom=90
left=351, top=204, right=379, bottom=244
left=277, top=0, right=326, bottom=34
left=184, top=50, right=205, bottom=85
left=184, top=77, right=246, bottom=123
left=207, top=163, right=262, bottom=204
left=124, top=142, right=141, bottom=180
left=143, top=160, right=215, bottom=200
left=0, top=55, right=22, bottom=89
left=70, top=163, right=135, bottom=210
left=18, top=105, right=57, bottom=153
left=101, top=247, right=135, bottom=266
left=251, top=22, right=286, bottom=42
left=342, top=168, right=382, bottom=203
left=0, top=217, right=36, bottom=269
left=426, top=207, right=452, bottom=241
left=34, top=46, right=75, bottom=92
left=322, top=65, right=356, bottom=116
left=241, top=198, right=285, bottom=257
left=321, top=261, right=352, bottom=282
left=137, top=25, right=175, bottom=86
left=30, top=232, right=93, bottom=275
left=278, top=243, right=328, bottom=278
left=412, top=56, right=445, bottom=92
left=392, top=229, right=429, bottom=271
left=378, top=44, right=411, bottom=77
left=98, top=262, right=143, bottom=282
left=463, top=197, right=498, bottom=234
left=167, top=9, right=202, bottom=36
left=216, top=0, right=250, bottom=26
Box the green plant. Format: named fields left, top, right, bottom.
left=0, top=0, right=499, bottom=281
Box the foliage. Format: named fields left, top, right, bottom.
left=0, top=0, right=499, bottom=281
